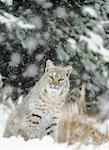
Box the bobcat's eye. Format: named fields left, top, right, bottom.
left=48, top=75, right=54, bottom=81
left=58, top=78, right=64, bottom=82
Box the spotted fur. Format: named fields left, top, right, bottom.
left=3, top=60, right=72, bottom=141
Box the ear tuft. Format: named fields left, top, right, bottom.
left=45, top=59, right=54, bottom=72
left=64, top=65, right=72, bottom=77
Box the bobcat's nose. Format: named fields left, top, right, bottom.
left=53, top=81, right=59, bottom=86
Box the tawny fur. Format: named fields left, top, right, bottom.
left=3, top=60, right=72, bottom=141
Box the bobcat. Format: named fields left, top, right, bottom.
left=3, top=60, right=72, bottom=141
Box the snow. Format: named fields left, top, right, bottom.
left=43, top=32, right=50, bottom=40
left=38, top=39, right=45, bottom=46
left=0, top=11, right=35, bottom=30
left=82, top=59, right=96, bottom=72
left=22, top=37, right=38, bottom=55
left=32, top=0, right=46, bottom=5
left=9, top=53, right=21, bottom=67
left=82, top=6, right=97, bottom=18
left=0, top=74, right=3, bottom=88
left=55, top=7, right=67, bottom=18
left=94, top=120, right=109, bottom=134
left=0, top=136, right=67, bottom=150
left=56, top=48, right=70, bottom=62
left=33, top=0, right=53, bottom=9
left=1, top=85, right=13, bottom=99
left=43, top=2, right=53, bottom=9
left=23, top=64, right=38, bottom=77
left=79, top=29, right=109, bottom=62
left=98, top=92, right=109, bottom=119
left=0, top=0, right=13, bottom=6
left=67, top=38, right=78, bottom=50
left=0, top=136, right=109, bottom=150
left=35, top=53, right=44, bottom=61
left=30, top=16, right=43, bottom=29
left=0, top=105, right=11, bottom=136
left=0, top=136, right=108, bottom=150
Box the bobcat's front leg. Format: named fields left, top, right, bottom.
left=53, top=124, right=59, bottom=142
left=51, top=111, right=61, bottom=143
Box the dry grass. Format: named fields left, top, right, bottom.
left=58, top=84, right=109, bottom=145
left=58, top=115, right=108, bottom=145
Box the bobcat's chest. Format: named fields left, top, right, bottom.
left=24, top=105, right=61, bottom=139
left=46, top=83, right=62, bottom=98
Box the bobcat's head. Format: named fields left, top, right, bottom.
left=40, top=60, right=72, bottom=101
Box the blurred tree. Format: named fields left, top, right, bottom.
left=0, top=0, right=109, bottom=109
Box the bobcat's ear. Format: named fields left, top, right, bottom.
left=64, top=65, right=72, bottom=77
left=45, top=59, right=54, bottom=72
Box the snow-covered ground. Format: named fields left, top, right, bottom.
left=0, top=137, right=109, bottom=150
left=0, top=104, right=109, bottom=150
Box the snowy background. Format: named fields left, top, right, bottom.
left=0, top=0, right=109, bottom=149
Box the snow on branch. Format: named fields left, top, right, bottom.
left=82, top=6, right=97, bottom=18
left=0, top=0, right=13, bottom=6
left=80, top=30, right=109, bottom=62
left=0, top=11, right=36, bottom=30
